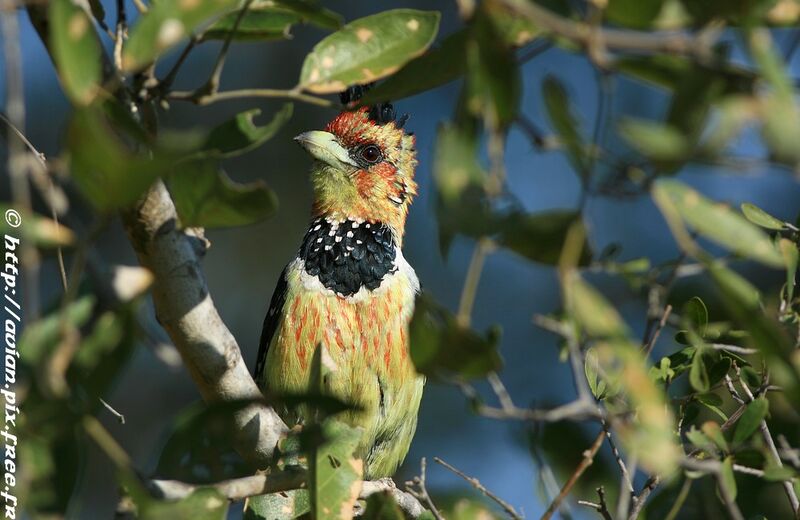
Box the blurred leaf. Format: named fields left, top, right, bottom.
left=652, top=180, right=785, bottom=268
left=362, top=30, right=468, bottom=103
left=442, top=498, right=501, bottom=519
left=464, top=9, right=520, bottom=130
left=732, top=396, right=768, bottom=444
left=0, top=207, right=75, bottom=248
left=689, top=349, right=710, bottom=392
left=50, top=0, right=102, bottom=105
left=271, top=0, right=342, bottom=29
left=409, top=292, right=502, bottom=379
left=497, top=211, right=591, bottom=266
left=649, top=356, right=676, bottom=384
left=762, top=465, right=796, bottom=481
left=124, top=473, right=229, bottom=520
left=707, top=262, right=761, bottom=309
left=123, top=0, right=240, bottom=70
left=433, top=123, right=484, bottom=203
left=681, top=0, right=776, bottom=25
left=543, top=76, right=589, bottom=180
left=741, top=202, right=786, bottom=230
left=193, top=104, right=293, bottom=159
left=686, top=426, right=714, bottom=452
left=156, top=400, right=259, bottom=483
left=607, top=0, right=665, bottom=28
left=309, top=421, right=363, bottom=520
left=362, top=491, right=404, bottom=520
left=696, top=392, right=727, bottom=421
left=750, top=29, right=800, bottom=165
left=701, top=421, right=729, bottom=453
left=593, top=340, right=681, bottom=475
left=202, top=7, right=301, bottom=41
left=618, top=119, right=690, bottom=161
left=719, top=456, right=737, bottom=501
left=299, top=9, right=440, bottom=93
left=707, top=356, right=731, bottom=388
left=683, top=296, right=709, bottom=335
left=19, top=296, right=95, bottom=364
left=563, top=273, right=630, bottom=338
left=110, top=265, right=154, bottom=303
left=170, top=162, right=277, bottom=229
left=67, top=107, right=176, bottom=211
left=779, top=238, right=798, bottom=302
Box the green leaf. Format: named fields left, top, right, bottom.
left=299, top=9, right=440, bottom=93
left=686, top=426, right=713, bottom=452
left=732, top=396, right=768, bottom=444
left=362, top=491, right=404, bottom=520
left=563, top=273, right=630, bottom=339
left=202, top=7, right=302, bottom=41
left=409, top=292, right=502, bottom=379
left=696, top=392, right=727, bottom=421
left=543, top=76, right=589, bottom=180
left=244, top=490, right=310, bottom=520
left=361, top=30, right=468, bottom=103
left=701, top=421, right=728, bottom=453
left=20, top=296, right=95, bottom=364
left=763, top=465, right=796, bottom=482
left=123, top=0, right=240, bottom=71
left=432, top=122, right=484, bottom=203
left=606, top=0, right=665, bottom=28
left=707, top=356, right=731, bottom=388
left=463, top=9, right=520, bottom=130
left=309, top=421, right=363, bottom=520
left=585, top=347, right=604, bottom=399
left=618, top=119, right=690, bottom=161
left=270, top=0, right=342, bottom=29
left=741, top=203, right=786, bottom=230
left=652, top=180, right=784, bottom=268
left=689, top=349, right=710, bottom=392
left=67, top=107, right=177, bottom=211
left=497, top=212, right=591, bottom=266
left=779, top=238, right=798, bottom=302
left=170, top=162, right=277, bottom=229
left=719, top=456, right=737, bottom=502
left=194, top=104, right=293, bottom=159
left=50, top=0, right=102, bottom=105
left=682, top=297, right=708, bottom=335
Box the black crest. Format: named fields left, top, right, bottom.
left=339, top=83, right=408, bottom=128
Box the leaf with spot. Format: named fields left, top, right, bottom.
left=193, top=104, right=293, bottom=159
left=732, top=396, right=768, bottom=444
left=299, top=9, right=440, bottom=93
left=309, top=421, right=363, bottom=520
left=50, top=0, right=102, bottom=105
left=123, top=0, right=240, bottom=71
left=170, top=162, right=277, bottom=229
left=652, top=179, right=784, bottom=268
left=409, top=292, right=502, bottom=380
left=362, top=491, right=404, bottom=520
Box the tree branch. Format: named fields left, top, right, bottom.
left=121, top=181, right=287, bottom=466
left=541, top=430, right=605, bottom=520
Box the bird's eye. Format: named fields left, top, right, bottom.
left=359, top=145, right=383, bottom=164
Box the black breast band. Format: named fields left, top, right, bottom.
left=298, top=218, right=397, bottom=296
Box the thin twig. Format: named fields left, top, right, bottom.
left=627, top=475, right=659, bottom=520
left=434, top=457, right=523, bottom=520
left=541, top=430, right=605, bottom=520
left=100, top=397, right=126, bottom=424
left=167, top=87, right=333, bottom=107
left=150, top=470, right=307, bottom=502
left=643, top=304, right=672, bottom=356
left=207, top=0, right=253, bottom=93
left=405, top=458, right=443, bottom=520
left=711, top=344, right=757, bottom=355
left=601, top=415, right=633, bottom=494
left=457, top=238, right=493, bottom=327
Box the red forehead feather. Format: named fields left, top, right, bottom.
left=324, top=108, right=373, bottom=146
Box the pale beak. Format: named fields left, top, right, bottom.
left=294, top=130, right=357, bottom=169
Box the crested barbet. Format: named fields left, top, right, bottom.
left=254, top=86, right=423, bottom=479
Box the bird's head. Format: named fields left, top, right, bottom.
left=294, top=92, right=417, bottom=239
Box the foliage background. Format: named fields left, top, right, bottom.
left=4, top=0, right=800, bottom=518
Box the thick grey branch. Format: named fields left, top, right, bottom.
left=121, top=181, right=287, bottom=466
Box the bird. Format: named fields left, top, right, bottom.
left=254, top=85, right=423, bottom=479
